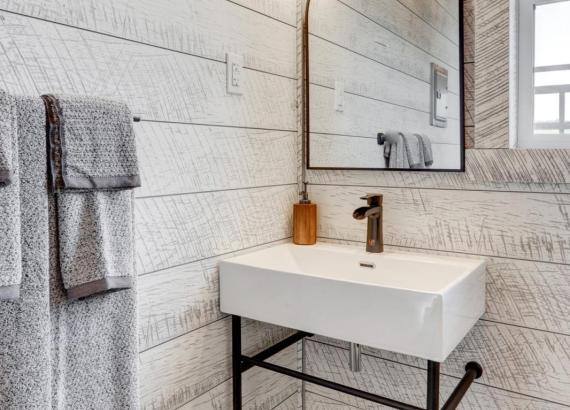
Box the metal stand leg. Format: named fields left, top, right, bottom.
left=232, top=316, right=242, bottom=409
left=426, top=361, right=440, bottom=410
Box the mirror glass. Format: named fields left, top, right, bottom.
left=307, top=0, right=464, bottom=171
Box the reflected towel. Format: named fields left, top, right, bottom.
left=416, top=134, right=434, bottom=167
left=383, top=131, right=409, bottom=168
left=0, top=90, right=22, bottom=300
left=42, top=95, right=139, bottom=300
left=383, top=131, right=434, bottom=169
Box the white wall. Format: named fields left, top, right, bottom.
left=303, top=1, right=570, bottom=409
left=0, top=1, right=300, bottom=408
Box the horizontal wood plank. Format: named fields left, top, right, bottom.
left=135, top=185, right=296, bottom=275
left=0, top=0, right=297, bottom=78
left=310, top=36, right=460, bottom=115
left=0, top=12, right=296, bottom=130
left=311, top=85, right=461, bottom=144
left=138, top=239, right=290, bottom=351
left=310, top=184, right=570, bottom=263
left=135, top=123, right=297, bottom=198
left=309, top=133, right=460, bottom=169
left=397, top=0, right=459, bottom=43
left=310, top=319, right=570, bottom=406
left=308, top=0, right=459, bottom=87
left=339, top=0, right=459, bottom=67
left=139, top=317, right=294, bottom=410
left=307, top=149, right=570, bottom=190
left=228, top=0, right=298, bottom=26
left=178, top=346, right=299, bottom=410
left=305, top=340, right=567, bottom=410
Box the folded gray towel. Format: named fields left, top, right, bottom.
left=0, top=91, right=16, bottom=185
left=416, top=133, right=434, bottom=167
left=403, top=133, right=425, bottom=169
left=0, top=91, right=22, bottom=301
left=42, top=94, right=140, bottom=191
left=42, top=95, right=139, bottom=300
left=56, top=190, right=136, bottom=300
left=383, top=131, right=409, bottom=169
left=383, top=131, right=434, bottom=169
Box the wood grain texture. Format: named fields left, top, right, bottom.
left=135, top=123, right=297, bottom=198
left=339, top=0, right=459, bottom=68
left=178, top=346, right=299, bottom=410
left=310, top=85, right=461, bottom=143
left=308, top=0, right=460, bottom=87
left=309, top=35, right=460, bottom=115
left=307, top=148, right=570, bottom=192
left=0, top=0, right=299, bottom=409
left=229, top=0, right=298, bottom=26
left=0, top=12, right=296, bottom=130
left=273, top=393, right=301, bottom=410
left=304, top=340, right=568, bottom=410
left=138, top=239, right=291, bottom=351
left=0, top=0, right=297, bottom=78
left=396, top=0, right=459, bottom=44
left=310, top=184, right=570, bottom=263
left=313, top=320, right=570, bottom=405
left=473, top=0, right=510, bottom=148
left=309, top=134, right=460, bottom=169
left=139, top=317, right=295, bottom=410
left=135, top=185, right=296, bottom=275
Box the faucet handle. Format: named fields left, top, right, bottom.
left=360, top=194, right=383, bottom=206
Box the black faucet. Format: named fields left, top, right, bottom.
left=353, top=194, right=383, bottom=253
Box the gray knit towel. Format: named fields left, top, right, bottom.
left=57, top=190, right=136, bottom=300
left=42, top=94, right=140, bottom=192
left=0, top=91, right=16, bottom=185
left=383, top=131, right=409, bottom=168
left=403, top=133, right=425, bottom=169
left=415, top=134, right=434, bottom=166
left=42, top=95, right=139, bottom=300
left=383, top=131, right=433, bottom=169
left=0, top=90, right=22, bottom=301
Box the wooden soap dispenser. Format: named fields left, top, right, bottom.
left=293, top=182, right=317, bottom=245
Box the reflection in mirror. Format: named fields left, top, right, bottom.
left=306, top=0, right=464, bottom=171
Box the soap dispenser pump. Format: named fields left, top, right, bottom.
left=293, top=182, right=317, bottom=245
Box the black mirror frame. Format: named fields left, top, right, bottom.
left=303, top=0, right=465, bottom=173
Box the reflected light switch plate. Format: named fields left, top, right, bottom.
left=334, top=80, right=345, bottom=112
left=227, top=52, right=244, bottom=95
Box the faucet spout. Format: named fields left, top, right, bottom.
left=353, top=194, right=383, bottom=253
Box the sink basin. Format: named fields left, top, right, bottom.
left=220, top=243, right=486, bottom=362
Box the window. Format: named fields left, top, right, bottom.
left=518, top=0, right=570, bottom=148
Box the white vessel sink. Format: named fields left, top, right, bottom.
left=220, top=243, right=486, bottom=362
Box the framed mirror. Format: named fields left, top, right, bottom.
left=305, top=0, right=465, bottom=171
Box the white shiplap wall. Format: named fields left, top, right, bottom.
left=303, top=1, right=570, bottom=409
left=0, top=0, right=299, bottom=408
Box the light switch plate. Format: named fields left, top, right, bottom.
left=227, top=52, right=244, bottom=95
left=334, top=80, right=345, bottom=112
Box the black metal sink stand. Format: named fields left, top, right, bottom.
left=232, top=316, right=483, bottom=410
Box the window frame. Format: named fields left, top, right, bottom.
left=518, top=0, right=570, bottom=148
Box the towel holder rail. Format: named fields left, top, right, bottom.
left=377, top=133, right=386, bottom=145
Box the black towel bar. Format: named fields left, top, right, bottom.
left=377, top=133, right=385, bottom=145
